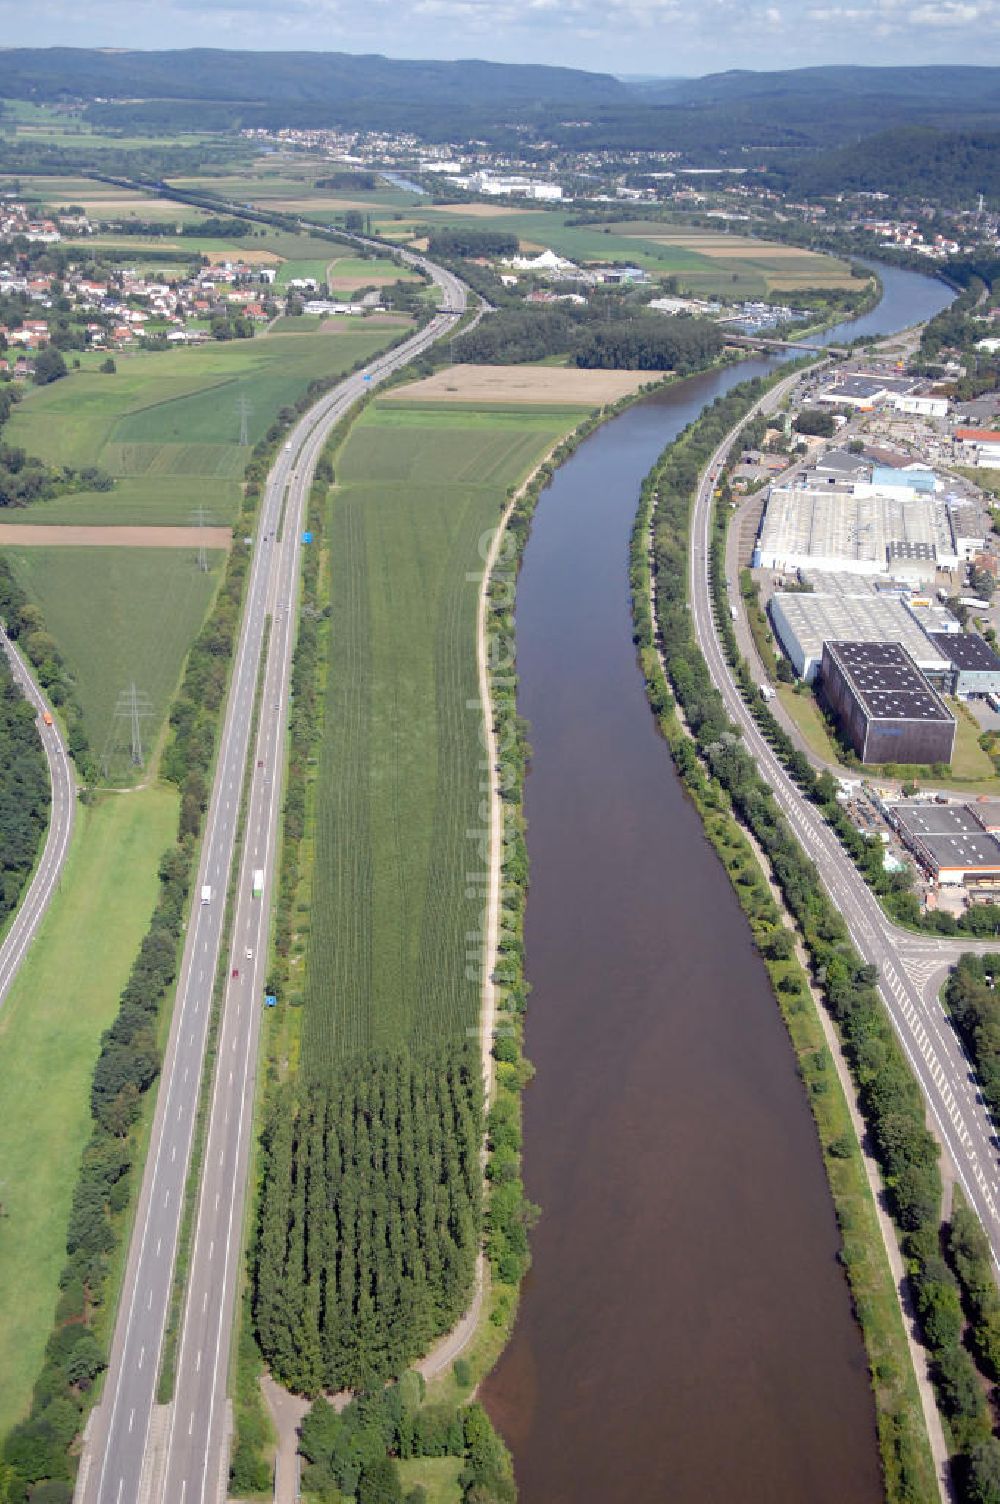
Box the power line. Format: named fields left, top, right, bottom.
left=105, top=682, right=153, bottom=774
left=236, top=394, right=253, bottom=446
left=191, top=507, right=212, bottom=572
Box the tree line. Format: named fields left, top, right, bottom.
left=0, top=556, right=92, bottom=775
left=0, top=355, right=346, bottom=1502
left=293, top=1382, right=514, bottom=1504
left=426, top=229, right=518, bottom=261
left=1, top=840, right=191, bottom=1501
left=253, top=1044, right=483, bottom=1396
left=630, top=380, right=1000, bottom=1502
left=454, top=306, right=723, bottom=372
left=0, top=652, right=47, bottom=934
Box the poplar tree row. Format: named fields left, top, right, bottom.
left=254, top=1043, right=483, bottom=1395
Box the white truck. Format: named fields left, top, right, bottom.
left=252, top=869, right=265, bottom=899
left=201, top=884, right=212, bottom=906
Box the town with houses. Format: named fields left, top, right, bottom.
left=7, top=165, right=1000, bottom=921
left=243, top=124, right=1000, bottom=262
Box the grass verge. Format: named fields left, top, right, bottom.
left=0, top=784, right=178, bottom=1438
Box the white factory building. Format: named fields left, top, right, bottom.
left=752, top=484, right=956, bottom=577
left=769, top=591, right=952, bottom=683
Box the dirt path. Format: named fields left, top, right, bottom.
left=0, top=524, right=232, bottom=549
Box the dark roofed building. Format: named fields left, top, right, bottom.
left=819, top=640, right=956, bottom=765
left=890, top=803, right=1000, bottom=883
left=928, top=632, right=1000, bottom=697
left=813, top=449, right=871, bottom=483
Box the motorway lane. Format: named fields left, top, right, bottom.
left=79, top=286, right=465, bottom=1504
left=685, top=377, right=1000, bottom=1265
left=0, top=626, right=75, bottom=1010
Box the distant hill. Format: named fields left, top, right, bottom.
left=613, top=66, right=1000, bottom=154
left=0, top=53, right=999, bottom=153
left=0, top=47, right=628, bottom=139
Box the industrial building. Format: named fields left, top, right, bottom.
left=799, top=569, right=876, bottom=595
left=816, top=373, right=918, bottom=410
left=888, top=803, right=1000, bottom=884
left=904, top=598, right=961, bottom=635
left=949, top=502, right=986, bottom=559
left=770, top=591, right=951, bottom=683
left=819, top=640, right=956, bottom=765
left=753, top=485, right=954, bottom=575
left=895, top=394, right=949, bottom=418
left=813, top=450, right=871, bottom=484
left=928, top=632, right=1000, bottom=697
left=955, top=428, right=1000, bottom=467
left=869, top=464, right=938, bottom=496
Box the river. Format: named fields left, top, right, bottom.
left=480, top=263, right=954, bottom=1502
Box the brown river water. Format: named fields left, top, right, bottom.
left=480, top=266, right=955, bottom=1503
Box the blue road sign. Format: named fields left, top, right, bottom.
left=302, top=531, right=313, bottom=544
left=264, top=994, right=277, bottom=1009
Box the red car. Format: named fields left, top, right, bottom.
left=231, top=968, right=239, bottom=980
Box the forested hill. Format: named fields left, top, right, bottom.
left=0, top=47, right=627, bottom=139
left=2, top=53, right=1000, bottom=150
left=765, top=126, right=1000, bottom=206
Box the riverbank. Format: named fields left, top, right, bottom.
left=632, top=364, right=1000, bottom=1501
left=630, top=371, right=941, bottom=1501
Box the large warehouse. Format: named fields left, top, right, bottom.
left=819, top=640, right=957, bottom=765
left=770, top=591, right=951, bottom=683
left=753, top=485, right=954, bottom=575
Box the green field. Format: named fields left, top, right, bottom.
left=3, top=547, right=223, bottom=779
left=302, top=401, right=586, bottom=1063
left=2, top=328, right=399, bottom=525
left=185, top=172, right=856, bottom=299
left=0, top=785, right=178, bottom=1436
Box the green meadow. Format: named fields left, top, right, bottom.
left=2, top=328, right=401, bottom=525
left=0, top=785, right=178, bottom=1436
left=3, top=546, right=223, bottom=780
left=302, top=400, right=588, bottom=1066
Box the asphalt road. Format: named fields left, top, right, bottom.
left=0, top=626, right=75, bottom=1011
left=77, top=265, right=467, bottom=1504
left=687, top=373, right=1000, bottom=1267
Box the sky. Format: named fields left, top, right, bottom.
left=0, top=0, right=997, bottom=76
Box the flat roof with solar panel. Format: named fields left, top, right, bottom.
left=887, top=803, right=1000, bottom=877
left=892, top=804, right=981, bottom=837
left=825, top=641, right=954, bottom=722
left=929, top=632, right=1000, bottom=673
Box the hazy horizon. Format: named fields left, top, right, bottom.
left=0, top=4, right=996, bottom=80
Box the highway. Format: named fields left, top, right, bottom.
left=77, top=262, right=467, bottom=1504
left=685, top=372, right=1000, bottom=1268
left=0, top=626, right=75, bottom=1011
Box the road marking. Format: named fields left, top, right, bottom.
left=138, top=1345, right=144, bottom=1370
left=128, top=1408, right=134, bottom=1433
